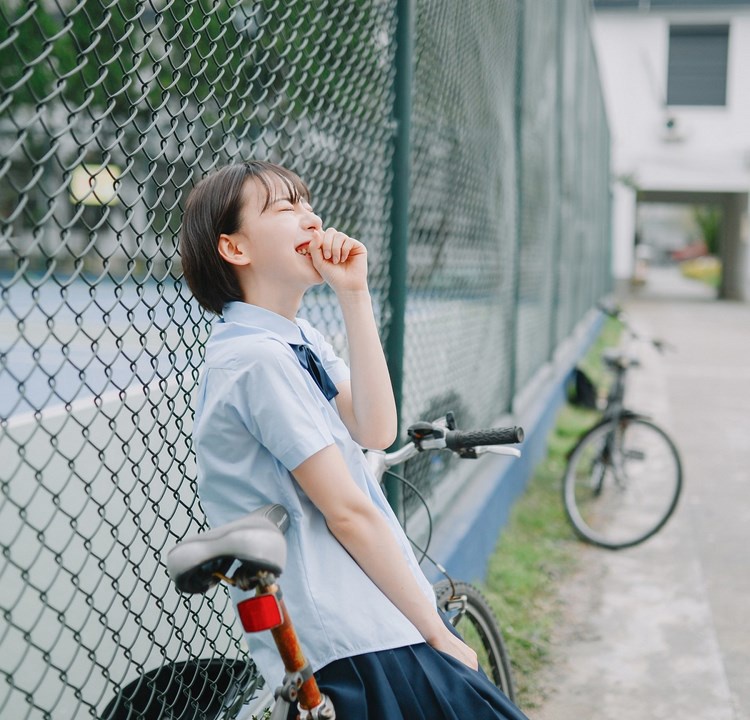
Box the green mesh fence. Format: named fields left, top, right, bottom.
left=399, top=0, right=520, bottom=510
left=1, top=1, right=611, bottom=717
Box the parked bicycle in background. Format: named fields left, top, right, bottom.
left=563, top=304, right=683, bottom=550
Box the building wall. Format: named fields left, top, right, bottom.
left=592, top=6, right=750, bottom=281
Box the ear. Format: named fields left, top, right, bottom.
left=217, top=233, right=251, bottom=267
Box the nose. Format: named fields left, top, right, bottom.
left=302, top=206, right=322, bottom=231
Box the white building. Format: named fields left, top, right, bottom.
left=591, top=0, right=750, bottom=300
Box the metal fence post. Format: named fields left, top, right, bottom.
left=384, top=0, right=414, bottom=514
left=509, top=0, right=525, bottom=407
left=549, top=0, right=566, bottom=357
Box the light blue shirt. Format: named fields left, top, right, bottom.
left=193, top=301, right=435, bottom=688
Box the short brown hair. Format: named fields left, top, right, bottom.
left=179, top=160, right=310, bottom=315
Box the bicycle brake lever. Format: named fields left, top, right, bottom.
left=477, top=446, right=522, bottom=458
left=407, top=422, right=446, bottom=451
left=407, top=421, right=443, bottom=440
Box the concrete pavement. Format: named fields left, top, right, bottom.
left=532, top=266, right=750, bottom=720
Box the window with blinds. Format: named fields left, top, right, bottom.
left=667, top=25, right=729, bottom=106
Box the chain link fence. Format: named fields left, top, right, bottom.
left=1, top=0, right=611, bottom=717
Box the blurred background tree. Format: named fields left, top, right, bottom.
left=693, top=205, right=721, bottom=256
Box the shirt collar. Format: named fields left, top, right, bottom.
left=222, top=302, right=306, bottom=344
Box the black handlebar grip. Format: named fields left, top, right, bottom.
left=445, top=426, right=524, bottom=450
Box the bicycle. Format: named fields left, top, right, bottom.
left=165, top=415, right=525, bottom=720
left=562, top=303, right=683, bottom=550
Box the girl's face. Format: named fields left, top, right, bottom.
left=233, top=176, right=324, bottom=290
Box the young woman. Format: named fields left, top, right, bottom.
left=179, top=160, right=530, bottom=719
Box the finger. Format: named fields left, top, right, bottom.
left=451, top=637, right=477, bottom=670
left=308, top=232, right=327, bottom=270
left=340, top=237, right=364, bottom=263
left=456, top=646, right=477, bottom=670
left=308, top=229, right=323, bottom=254
left=339, top=236, right=352, bottom=263
left=331, top=232, right=347, bottom=264
left=348, top=238, right=366, bottom=256
left=322, top=227, right=337, bottom=260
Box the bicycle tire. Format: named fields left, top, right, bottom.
left=433, top=580, right=516, bottom=702
left=563, top=417, right=683, bottom=549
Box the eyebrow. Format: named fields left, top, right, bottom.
left=269, top=197, right=312, bottom=208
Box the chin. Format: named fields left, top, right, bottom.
left=300, top=274, right=325, bottom=292
left=308, top=268, right=325, bottom=285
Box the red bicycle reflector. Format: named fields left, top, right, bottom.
left=238, top=594, right=283, bottom=632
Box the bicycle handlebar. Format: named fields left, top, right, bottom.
left=445, top=426, right=524, bottom=450
left=597, top=301, right=673, bottom=354
left=403, top=419, right=524, bottom=461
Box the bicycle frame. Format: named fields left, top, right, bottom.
left=603, top=367, right=626, bottom=420
left=598, top=301, right=671, bottom=425
left=245, top=574, right=333, bottom=720
left=365, top=441, right=419, bottom=479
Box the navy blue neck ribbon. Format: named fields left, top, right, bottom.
left=288, top=344, right=339, bottom=401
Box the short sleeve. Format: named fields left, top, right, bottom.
left=229, top=342, right=336, bottom=471
left=297, top=320, right=350, bottom=386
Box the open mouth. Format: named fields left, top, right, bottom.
left=295, top=242, right=311, bottom=256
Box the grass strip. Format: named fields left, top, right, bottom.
left=479, top=316, right=621, bottom=710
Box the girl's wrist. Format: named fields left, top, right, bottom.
left=418, top=612, right=449, bottom=644
left=335, top=286, right=372, bottom=304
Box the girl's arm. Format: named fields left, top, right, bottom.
left=292, top=444, right=478, bottom=670
left=333, top=291, right=396, bottom=449
left=309, top=229, right=396, bottom=449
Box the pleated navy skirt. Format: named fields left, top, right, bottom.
left=286, top=620, right=530, bottom=720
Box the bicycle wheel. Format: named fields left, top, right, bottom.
left=563, top=416, right=683, bottom=549
left=434, top=580, right=516, bottom=702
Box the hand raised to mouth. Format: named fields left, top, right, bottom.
left=308, top=228, right=369, bottom=295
